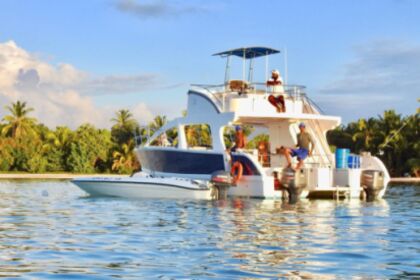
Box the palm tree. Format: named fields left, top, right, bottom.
left=44, top=126, right=73, bottom=150
left=351, top=118, right=379, bottom=152
left=112, top=140, right=140, bottom=173
left=111, top=109, right=138, bottom=131
left=378, top=111, right=404, bottom=150
left=111, top=109, right=138, bottom=146
left=149, top=115, right=167, bottom=135
left=2, top=100, right=37, bottom=138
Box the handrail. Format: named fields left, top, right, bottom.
left=191, top=82, right=307, bottom=112
left=302, top=94, right=325, bottom=115
left=191, top=82, right=306, bottom=93
left=190, top=85, right=225, bottom=110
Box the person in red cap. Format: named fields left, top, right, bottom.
left=267, top=69, right=286, bottom=112
left=277, top=122, right=314, bottom=170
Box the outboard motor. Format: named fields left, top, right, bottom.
left=210, top=170, right=232, bottom=200
left=361, top=170, right=385, bottom=201
left=281, top=168, right=308, bottom=204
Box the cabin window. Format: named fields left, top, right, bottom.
left=150, top=127, right=178, bottom=147
left=223, top=126, right=236, bottom=149
left=184, top=124, right=212, bottom=149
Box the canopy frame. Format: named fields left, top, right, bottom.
left=213, top=47, right=280, bottom=84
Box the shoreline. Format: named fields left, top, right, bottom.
left=0, top=173, right=418, bottom=183
left=0, top=173, right=126, bottom=180
left=390, top=177, right=420, bottom=183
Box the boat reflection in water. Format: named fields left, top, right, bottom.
left=212, top=198, right=390, bottom=278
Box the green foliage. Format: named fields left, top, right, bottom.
left=0, top=138, right=15, bottom=171
left=66, top=124, right=112, bottom=173
left=328, top=109, right=419, bottom=177
left=111, top=109, right=139, bottom=146
left=185, top=124, right=212, bottom=147
left=148, top=115, right=167, bottom=135
left=2, top=100, right=37, bottom=139
left=112, top=140, right=140, bottom=174
left=224, top=125, right=254, bottom=149
left=0, top=99, right=417, bottom=177
left=246, top=134, right=269, bottom=149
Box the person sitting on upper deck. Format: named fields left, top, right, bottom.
left=277, top=122, right=314, bottom=171
left=267, top=69, right=286, bottom=113
left=231, top=126, right=246, bottom=152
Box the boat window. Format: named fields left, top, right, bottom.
left=150, top=127, right=178, bottom=147
left=184, top=124, right=212, bottom=149
left=223, top=126, right=236, bottom=149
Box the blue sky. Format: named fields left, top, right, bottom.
left=0, top=0, right=419, bottom=128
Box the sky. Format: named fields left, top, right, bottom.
left=0, top=0, right=419, bottom=128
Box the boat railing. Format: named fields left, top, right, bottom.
left=191, top=82, right=307, bottom=112
left=190, top=83, right=226, bottom=109
left=133, top=126, right=150, bottom=147
left=191, top=82, right=306, bottom=96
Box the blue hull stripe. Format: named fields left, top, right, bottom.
left=138, top=149, right=226, bottom=174
left=137, top=149, right=261, bottom=176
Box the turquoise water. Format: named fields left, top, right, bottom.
left=0, top=181, right=418, bottom=279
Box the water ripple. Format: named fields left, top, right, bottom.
left=0, top=180, right=418, bottom=279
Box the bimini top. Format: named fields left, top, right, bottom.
left=213, top=46, right=280, bottom=59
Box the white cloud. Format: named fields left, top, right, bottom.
left=115, top=0, right=208, bottom=19
left=0, top=40, right=157, bottom=129
left=315, top=40, right=420, bottom=122
left=131, top=102, right=155, bottom=125
left=79, top=74, right=159, bottom=95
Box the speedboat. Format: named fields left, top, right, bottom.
left=72, top=172, right=219, bottom=200
left=135, top=46, right=390, bottom=200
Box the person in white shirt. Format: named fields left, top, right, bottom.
left=267, top=69, right=286, bottom=112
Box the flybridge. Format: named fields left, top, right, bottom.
left=213, top=46, right=282, bottom=84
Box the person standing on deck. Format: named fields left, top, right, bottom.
left=278, top=122, right=314, bottom=170
left=231, top=126, right=246, bottom=152
left=267, top=69, right=286, bottom=112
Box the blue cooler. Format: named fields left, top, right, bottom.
left=348, top=154, right=360, bottom=168
left=335, top=148, right=350, bottom=168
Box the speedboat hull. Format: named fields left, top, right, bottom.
left=72, top=176, right=214, bottom=200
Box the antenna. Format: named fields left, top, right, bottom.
left=248, top=57, right=254, bottom=82
left=265, top=50, right=268, bottom=94
left=224, top=55, right=231, bottom=84
left=242, top=49, right=246, bottom=81
left=284, top=47, right=288, bottom=85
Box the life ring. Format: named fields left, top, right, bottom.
left=230, top=161, right=243, bottom=185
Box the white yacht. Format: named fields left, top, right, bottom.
left=136, top=47, right=390, bottom=200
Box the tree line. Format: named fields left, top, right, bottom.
left=327, top=107, right=419, bottom=177
left=0, top=101, right=166, bottom=174
left=0, top=100, right=418, bottom=176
